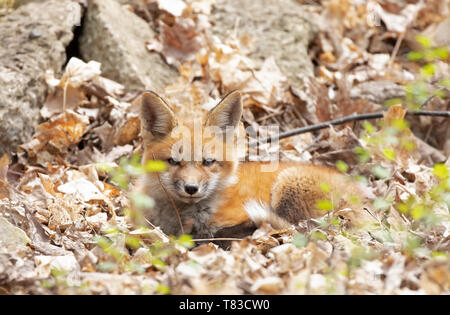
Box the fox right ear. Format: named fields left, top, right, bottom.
left=205, top=90, right=243, bottom=131
left=139, top=91, right=177, bottom=141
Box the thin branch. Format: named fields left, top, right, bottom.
left=192, top=237, right=243, bottom=242
left=152, top=153, right=184, bottom=235
left=387, top=31, right=405, bottom=74
left=259, top=109, right=450, bottom=143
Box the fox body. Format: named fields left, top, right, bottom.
left=136, top=91, right=372, bottom=240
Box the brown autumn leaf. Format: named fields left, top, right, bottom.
left=0, top=154, right=10, bottom=199
left=93, top=122, right=116, bottom=151
left=114, top=115, right=141, bottom=146
left=41, top=85, right=87, bottom=119
left=23, top=110, right=89, bottom=160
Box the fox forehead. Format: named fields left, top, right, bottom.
left=143, top=119, right=234, bottom=161
left=139, top=90, right=243, bottom=162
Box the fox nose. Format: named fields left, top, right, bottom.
left=184, top=184, right=199, bottom=195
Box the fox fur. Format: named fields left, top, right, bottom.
left=135, top=90, right=374, bottom=241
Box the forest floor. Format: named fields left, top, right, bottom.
left=0, top=0, right=449, bottom=294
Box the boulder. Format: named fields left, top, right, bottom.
left=0, top=0, right=82, bottom=155
left=0, top=217, right=31, bottom=254
left=210, top=0, right=317, bottom=93
left=79, top=0, right=178, bottom=92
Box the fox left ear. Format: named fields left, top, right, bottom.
left=205, top=90, right=243, bottom=131
left=139, top=91, right=177, bottom=142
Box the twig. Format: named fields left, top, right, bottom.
left=259, top=109, right=450, bottom=143
left=387, top=31, right=405, bottom=74
left=192, top=237, right=243, bottom=242
left=152, top=153, right=184, bottom=235
left=144, top=217, right=157, bottom=229
left=256, top=110, right=283, bottom=123
left=63, top=81, right=69, bottom=113
left=298, top=133, right=323, bottom=155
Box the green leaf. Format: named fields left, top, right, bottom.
left=103, top=226, right=119, bottom=235
left=415, top=35, right=432, bottom=49
left=384, top=98, right=403, bottom=107
left=110, top=169, right=129, bottom=190
left=354, top=175, right=369, bottom=185
left=355, top=147, right=371, bottom=163
left=396, top=202, right=408, bottom=214
left=97, top=261, right=118, bottom=272
left=411, top=204, right=425, bottom=220
left=439, top=78, right=450, bottom=88
left=373, top=198, right=391, bottom=211
left=382, top=148, right=396, bottom=161
left=431, top=47, right=448, bottom=60
left=41, top=279, right=55, bottom=289
left=407, top=51, right=423, bottom=61
left=372, top=165, right=391, bottom=179
left=431, top=251, right=448, bottom=260
left=292, top=233, right=308, bottom=248
left=363, top=121, right=375, bottom=134
left=95, top=236, right=112, bottom=250
left=420, top=63, right=436, bottom=78
left=50, top=268, right=68, bottom=278
left=391, top=118, right=409, bottom=131
left=177, top=234, right=194, bottom=249
left=95, top=162, right=114, bottom=173
left=125, top=235, right=142, bottom=249
left=443, top=193, right=450, bottom=210
left=433, top=163, right=449, bottom=180
left=310, top=230, right=327, bottom=241
left=126, top=262, right=146, bottom=274
left=145, top=160, right=167, bottom=172
left=319, top=183, right=331, bottom=193
left=405, top=234, right=422, bottom=255
left=156, top=284, right=171, bottom=295
left=130, top=192, right=155, bottom=210
left=151, top=258, right=166, bottom=271
left=316, top=199, right=333, bottom=212
left=402, top=140, right=416, bottom=151
left=124, top=163, right=145, bottom=177
left=433, top=89, right=446, bottom=99
left=330, top=217, right=341, bottom=226
left=130, top=153, right=142, bottom=165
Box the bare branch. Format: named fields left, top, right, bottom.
left=259, top=109, right=450, bottom=143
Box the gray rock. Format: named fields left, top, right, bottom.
left=0, top=0, right=82, bottom=155
left=0, top=216, right=35, bottom=285
left=0, top=217, right=31, bottom=254
left=79, top=0, right=178, bottom=92
left=210, top=0, right=317, bottom=92
left=12, top=0, right=38, bottom=8
left=350, top=80, right=405, bottom=104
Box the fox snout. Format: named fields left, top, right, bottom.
left=184, top=184, right=199, bottom=195
left=174, top=179, right=204, bottom=198
left=174, top=174, right=204, bottom=198
left=158, top=162, right=214, bottom=203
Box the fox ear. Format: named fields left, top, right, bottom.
left=205, top=90, right=243, bottom=131
left=139, top=91, right=177, bottom=141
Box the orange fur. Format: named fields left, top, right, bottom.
left=137, top=91, right=374, bottom=241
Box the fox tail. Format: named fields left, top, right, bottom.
left=243, top=200, right=291, bottom=230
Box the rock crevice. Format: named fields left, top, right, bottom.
left=0, top=0, right=82, bottom=155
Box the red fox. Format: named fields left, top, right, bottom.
left=136, top=90, right=374, bottom=242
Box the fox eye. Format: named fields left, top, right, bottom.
left=167, top=158, right=180, bottom=166
left=202, top=158, right=215, bottom=166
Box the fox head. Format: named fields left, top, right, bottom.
left=138, top=90, right=243, bottom=204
